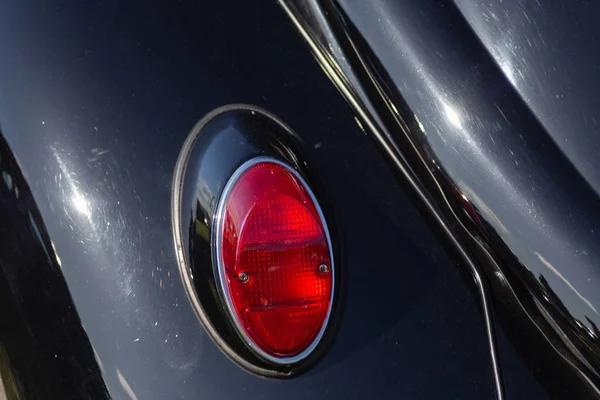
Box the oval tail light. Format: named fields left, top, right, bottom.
left=214, top=157, right=334, bottom=364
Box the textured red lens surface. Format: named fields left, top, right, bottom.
left=218, top=161, right=333, bottom=360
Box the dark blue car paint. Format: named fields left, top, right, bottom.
left=0, top=0, right=595, bottom=398
left=281, top=0, right=600, bottom=398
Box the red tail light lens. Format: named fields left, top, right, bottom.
left=215, top=158, right=334, bottom=363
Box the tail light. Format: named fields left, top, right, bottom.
left=214, top=157, right=334, bottom=364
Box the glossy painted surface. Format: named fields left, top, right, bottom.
left=0, top=1, right=504, bottom=399
left=0, top=134, right=109, bottom=399
left=455, top=0, right=600, bottom=196
left=281, top=0, right=600, bottom=397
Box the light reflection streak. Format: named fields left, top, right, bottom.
left=116, top=368, right=139, bottom=400
left=535, top=252, right=598, bottom=315
left=52, top=147, right=95, bottom=227
left=51, top=145, right=136, bottom=300
left=72, top=192, right=91, bottom=217
left=370, top=0, right=598, bottom=318
left=443, top=103, right=463, bottom=129
left=373, top=1, right=553, bottom=238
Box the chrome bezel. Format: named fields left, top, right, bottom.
left=212, top=156, right=335, bottom=365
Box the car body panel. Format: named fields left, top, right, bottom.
left=0, top=1, right=515, bottom=399
left=284, top=0, right=600, bottom=397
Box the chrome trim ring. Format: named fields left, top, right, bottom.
left=212, top=156, right=335, bottom=365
